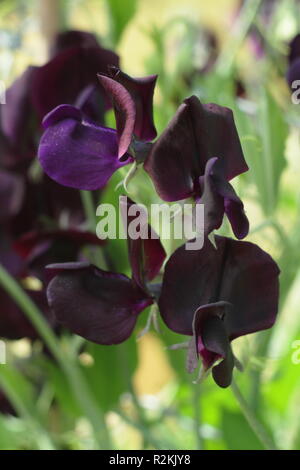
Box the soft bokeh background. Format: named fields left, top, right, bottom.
left=1, top=0, right=300, bottom=450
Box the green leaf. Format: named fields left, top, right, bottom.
left=221, top=408, right=264, bottom=450
left=83, top=335, right=138, bottom=411
left=105, top=0, right=137, bottom=46
left=256, top=88, right=288, bottom=215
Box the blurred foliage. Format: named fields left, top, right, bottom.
left=0, top=0, right=300, bottom=451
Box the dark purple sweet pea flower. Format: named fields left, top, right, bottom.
left=144, top=95, right=249, bottom=239
left=0, top=32, right=119, bottom=167
left=46, top=198, right=166, bottom=345
left=120, top=196, right=166, bottom=290
left=159, top=235, right=280, bottom=387
left=38, top=68, right=158, bottom=190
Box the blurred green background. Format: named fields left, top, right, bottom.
left=1, top=0, right=300, bottom=450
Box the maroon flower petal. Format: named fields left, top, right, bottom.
left=31, top=46, right=119, bottom=120
left=38, top=105, right=133, bottom=190
left=211, top=350, right=234, bottom=388
left=50, top=30, right=100, bottom=57
left=108, top=66, right=157, bottom=141
left=199, top=158, right=249, bottom=239
left=98, top=74, right=136, bottom=158
left=159, top=236, right=279, bottom=341
left=120, top=196, right=166, bottom=289
left=144, top=95, right=248, bottom=201
left=46, top=263, right=152, bottom=344
left=191, top=302, right=230, bottom=370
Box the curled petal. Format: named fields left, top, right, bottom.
left=98, top=74, right=136, bottom=158
left=108, top=66, right=157, bottom=141
left=159, top=236, right=279, bottom=340
left=189, top=302, right=230, bottom=370
left=120, top=196, right=166, bottom=289
left=145, top=95, right=248, bottom=201
left=211, top=350, right=234, bottom=388
left=47, top=263, right=152, bottom=344
left=200, top=158, right=249, bottom=239
left=38, top=105, right=133, bottom=190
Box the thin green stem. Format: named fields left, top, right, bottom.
left=231, top=379, right=277, bottom=450
left=0, top=264, right=112, bottom=449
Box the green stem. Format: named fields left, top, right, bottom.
left=231, top=379, right=277, bottom=450
left=0, top=264, right=112, bottom=449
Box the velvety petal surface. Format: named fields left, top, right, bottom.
left=120, top=196, right=166, bottom=289
left=38, top=105, right=133, bottom=190
left=108, top=66, right=157, bottom=141
left=159, top=235, right=280, bottom=340
left=144, top=95, right=248, bottom=201
left=47, top=263, right=153, bottom=344
left=98, top=74, right=136, bottom=158
left=199, top=158, right=249, bottom=239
